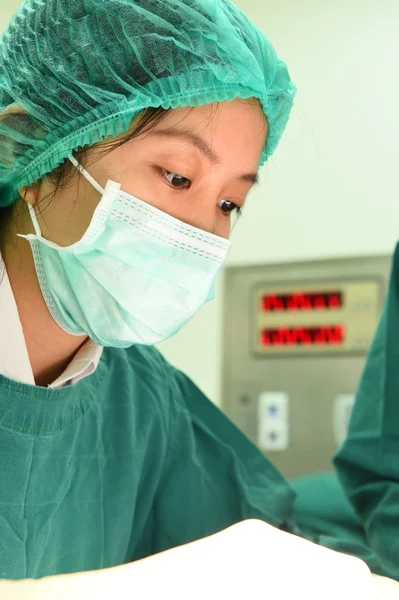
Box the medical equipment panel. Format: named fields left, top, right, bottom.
left=222, top=255, right=391, bottom=478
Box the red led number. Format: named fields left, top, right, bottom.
left=286, top=294, right=311, bottom=311
left=261, top=325, right=345, bottom=347
left=262, top=295, right=284, bottom=312
left=261, top=292, right=343, bottom=312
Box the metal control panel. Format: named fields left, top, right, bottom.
left=222, top=254, right=392, bottom=479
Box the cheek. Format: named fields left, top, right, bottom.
left=40, top=187, right=102, bottom=247
left=215, top=214, right=231, bottom=239
left=72, top=197, right=102, bottom=241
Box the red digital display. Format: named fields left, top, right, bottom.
left=261, top=325, right=345, bottom=347
left=261, top=291, right=343, bottom=312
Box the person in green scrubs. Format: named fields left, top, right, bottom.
left=291, top=249, right=399, bottom=582
left=334, top=244, right=399, bottom=581
left=0, top=0, right=395, bottom=588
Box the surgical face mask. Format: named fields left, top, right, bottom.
left=18, top=156, right=231, bottom=348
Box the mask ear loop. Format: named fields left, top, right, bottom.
left=68, top=155, right=105, bottom=195
left=28, top=203, right=42, bottom=237
left=23, top=156, right=106, bottom=239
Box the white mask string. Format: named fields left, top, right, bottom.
left=26, top=155, right=106, bottom=239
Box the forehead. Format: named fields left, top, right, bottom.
left=155, top=99, right=267, bottom=135
left=140, top=99, right=268, bottom=168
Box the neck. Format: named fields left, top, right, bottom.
left=1, top=206, right=88, bottom=387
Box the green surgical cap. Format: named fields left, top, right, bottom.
left=0, top=0, right=296, bottom=208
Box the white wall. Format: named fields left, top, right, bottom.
left=2, top=0, right=399, bottom=406
left=0, top=1, right=20, bottom=32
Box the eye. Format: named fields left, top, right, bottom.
left=161, top=169, right=191, bottom=189
left=218, top=199, right=242, bottom=216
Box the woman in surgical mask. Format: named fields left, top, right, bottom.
left=0, top=0, right=398, bottom=597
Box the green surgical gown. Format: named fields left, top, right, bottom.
left=335, top=243, right=399, bottom=581
left=0, top=341, right=391, bottom=581
left=0, top=344, right=296, bottom=580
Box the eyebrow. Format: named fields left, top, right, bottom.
left=153, top=128, right=260, bottom=187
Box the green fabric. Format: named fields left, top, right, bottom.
left=0, top=0, right=296, bottom=208
left=0, top=344, right=295, bottom=580
left=2, top=321, right=395, bottom=581
left=335, top=243, right=399, bottom=581
left=291, top=473, right=393, bottom=579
